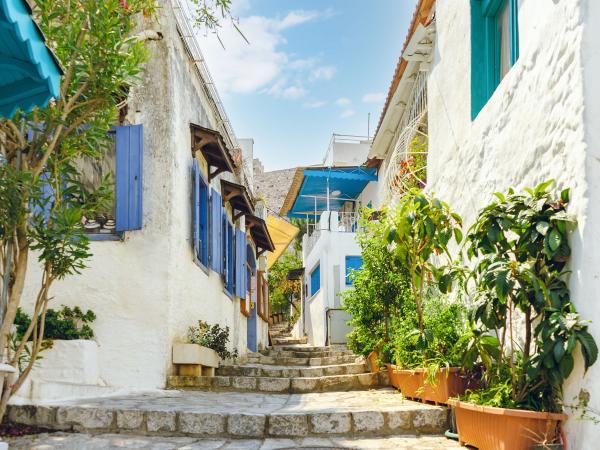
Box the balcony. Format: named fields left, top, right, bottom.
left=303, top=211, right=361, bottom=256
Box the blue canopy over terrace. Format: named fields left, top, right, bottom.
left=280, top=166, right=378, bottom=218
left=0, top=0, right=62, bottom=119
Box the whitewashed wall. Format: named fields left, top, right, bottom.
left=17, top=6, right=267, bottom=397
left=302, top=212, right=361, bottom=346
left=429, top=1, right=598, bottom=447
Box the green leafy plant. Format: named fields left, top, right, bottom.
left=268, top=251, right=302, bottom=321
left=462, top=181, right=598, bottom=412
left=342, top=208, right=411, bottom=360
left=0, top=0, right=157, bottom=420
left=385, top=189, right=463, bottom=333
left=14, top=306, right=95, bottom=341
left=188, top=320, right=238, bottom=360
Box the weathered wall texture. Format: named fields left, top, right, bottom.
left=17, top=5, right=268, bottom=397
left=429, top=0, right=598, bottom=447
left=253, top=159, right=296, bottom=214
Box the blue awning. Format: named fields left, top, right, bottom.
left=0, top=0, right=62, bottom=119
left=283, top=166, right=378, bottom=218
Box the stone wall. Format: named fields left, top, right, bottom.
left=253, top=158, right=296, bottom=214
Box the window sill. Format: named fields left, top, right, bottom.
left=193, top=257, right=210, bottom=275
left=309, top=289, right=321, bottom=300
left=87, top=233, right=123, bottom=242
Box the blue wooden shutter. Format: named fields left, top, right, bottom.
left=115, top=125, right=143, bottom=231
left=192, top=159, right=200, bottom=259
left=310, top=264, right=320, bottom=296
left=235, top=229, right=246, bottom=297
left=227, top=220, right=234, bottom=294
left=345, top=255, right=363, bottom=285
left=199, top=177, right=209, bottom=266
left=210, top=189, right=222, bottom=273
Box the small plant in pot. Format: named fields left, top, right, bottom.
left=449, top=181, right=598, bottom=450
left=384, top=189, right=471, bottom=404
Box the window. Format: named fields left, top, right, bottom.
left=345, top=255, right=363, bottom=285
left=192, top=159, right=209, bottom=266
left=76, top=124, right=144, bottom=239
left=471, top=0, right=519, bottom=119
left=210, top=188, right=222, bottom=273
left=310, top=263, right=321, bottom=297
left=222, top=211, right=234, bottom=295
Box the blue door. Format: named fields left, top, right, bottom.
left=246, top=245, right=258, bottom=352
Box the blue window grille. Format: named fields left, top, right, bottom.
left=345, top=255, right=363, bottom=285
left=310, top=264, right=321, bottom=297
left=471, top=0, right=519, bottom=119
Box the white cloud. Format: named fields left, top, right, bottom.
left=310, top=65, right=336, bottom=81
left=304, top=100, right=327, bottom=108
left=340, top=109, right=355, bottom=118
left=198, top=9, right=332, bottom=97
left=362, top=92, right=385, bottom=103
left=335, top=97, right=351, bottom=106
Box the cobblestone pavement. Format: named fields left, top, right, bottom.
left=7, top=432, right=463, bottom=449
left=26, top=388, right=437, bottom=414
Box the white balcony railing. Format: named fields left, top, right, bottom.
left=303, top=211, right=361, bottom=256
left=383, top=70, right=428, bottom=201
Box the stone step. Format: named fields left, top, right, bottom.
left=217, top=362, right=367, bottom=378
left=275, top=345, right=348, bottom=353
left=246, top=353, right=361, bottom=367
left=262, top=349, right=355, bottom=359
left=167, top=372, right=385, bottom=393
left=272, top=337, right=307, bottom=345
left=7, top=389, right=449, bottom=439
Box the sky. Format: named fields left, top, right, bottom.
left=197, top=0, right=417, bottom=171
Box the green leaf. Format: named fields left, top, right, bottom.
left=495, top=270, right=510, bottom=301
left=578, top=331, right=599, bottom=371
left=553, top=340, right=566, bottom=363
left=536, top=221, right=550, bottom=236
left=559, top=353, right=574, bottom=379
left=438, top=274, right=452, bottom=294
left=547, top=229, right=562, bottom=252
left=561, top=188, right=570, bottom=203
left=454, top=228, right=463, bottom=244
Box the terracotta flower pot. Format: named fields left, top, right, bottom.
left=386, top=364, right=471, bottom=405
left=448, top=399, right=567, bottom=450
left=367, top=351, right=380, bottom=373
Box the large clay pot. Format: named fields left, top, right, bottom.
left=448, top=399, right=567, bottom=450
left=386, top=364, right=471, bottom=405
left=367, top=351, right=380, bottom=373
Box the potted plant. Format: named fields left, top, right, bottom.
left=384, top=189, right=469, bottom=404
left=449, top=182, right=598, bottom=450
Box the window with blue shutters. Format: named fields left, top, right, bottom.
left=210, top=189, right=223, bottom=273
left=221, top=212, right=234, bottom=295
left=345, top=255, right=363, bottom=285
left=310, top=263, right=320, bottom=297
left=234, top=228, right=247, bottom=298
left=115, top=124, right=143, bottom=231
left=192, top=159, right=209, bottom=267
left=471, top=0, right=519, bottom=119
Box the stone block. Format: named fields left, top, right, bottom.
left=173, top=344, right=220, bottom=368
left=147, top=410, right=176, bottom=432
left=322, top=366, right=342, bottom=376
left=357, top=373, right=378, bottom=387
left=8, top=405, right=56, bottom=427
left=227, top=413, right=266, bottom=437
left=215, top=376, right=232, bottom=388
left=387, top=410, right=412, bottom=431
left=320, top=375, right=355, bottom=392
left=412, top=408, right=448, bottom=432
left=257, top=377, right=290, bottom=393
left=232, top=377, right=257, bottom=390
left=290, top=378, right=319, bottom=393
left=267, top=414, right=308, bottom=436
left=309, top=412, right=351, bottom=434
left=352, top=411, right=385, bottom=433
left=179, top=412, right=226, bottom=435
left=116, top=409, right=144, bottom=430
left=56, top=406, right=113, bottom=430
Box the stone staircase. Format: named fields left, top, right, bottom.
left=268, top=322, right=308, bottom=346
left=167, top=345, right=385, bottom=394
left=7, top=343, right=454, bottom=444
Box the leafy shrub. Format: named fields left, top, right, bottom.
left=342, top=209, right=412, bottom=360
left=188, top=320, right=238, bottom=360
left=14, top=305, right=96, bottom=341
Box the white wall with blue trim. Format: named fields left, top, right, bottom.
left=428, top=1, right=600, bottom=447
left=15, top=5, right=269, bottom=400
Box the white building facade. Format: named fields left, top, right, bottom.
left=365, top=0, right=600, bottom=447
left=15, top=2, right=273, bottom=402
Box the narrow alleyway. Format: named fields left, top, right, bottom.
left=6, top=328, right=460, bottom=448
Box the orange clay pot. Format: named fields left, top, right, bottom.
left=367, top=351, right=380, bottom=373
left=448, top=399, right=567, bottom=450
left=386, top=364, right=471, bottom=405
